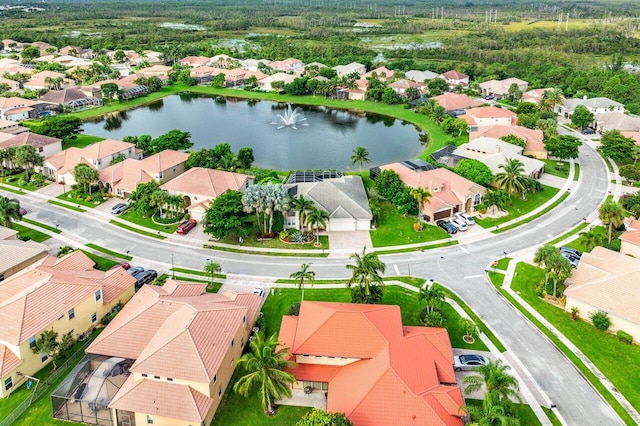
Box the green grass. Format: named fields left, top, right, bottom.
left=12, top=223, right=51, bottom=242
left=204, top=244, right=329, bottom=257
left=563, top=226, right=613, bottom=253
left=0, top=183, right=27, bottom=195
left=56, top=191, right=104, bottom=208
left=80, top=250, right=119, bottom=271
left=1, top=171, right=48, bottom=192
left=373, top=240, right=458, bottom=254
left=62, top=134, right=104, bottom=149
left=171, top=267, right=226, bottom=279
left=492, top=258, right=511, bottom=270
left=110, top=220, right=167, bottom=240
left=491, top=263, right=637, bottom=425
left=542, top=159, right=571, bottom=179
left=47, top=199, right=85, bottom=212
left=476, top=185, right=560, bottom=229
left=573, top=163, right=580, bottom=181
left=492, top=192, right=570, bottom=234
left=221, top=234, right=329, bottom=251
left=21, top=218, right=62, bottom=234
left=370, top=202, right=450, bottom=247
left=465, top=399, right=542, bottom=425
left=545, top=222, right=589, bottom=246
left=85, top=243, right=133, bottom=261
left=117, top=209, right=180, bottom=233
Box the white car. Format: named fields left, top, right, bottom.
left=454, top=354, right=490, bottom=371
left=449, top=217, right=468, bottom=231
left=455, top=212, right=475, bottom=226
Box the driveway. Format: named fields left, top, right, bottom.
left=34, top=181, right=65, bottom=197
left=326, top=231, right=372, bottom=254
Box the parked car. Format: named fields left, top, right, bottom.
left=176, top=219, right=197, bottom=235
left=449, top=217, right=468, bottom=231
left=110, top=261, right=131, bottom=271
left=111, top=203, right=129, bottom=214
left=455, top=212, right=475, bottom=226
left=560, top=246, right=582, bottom=258
left=582, top=127, right=595, bottom=135
left=560, top=252, right=580, bottom=268
left=128, top=266, right=145, bottom=276
left=135, top=269, right=157, bottom=289
left=253, top=287, right=264, bottom=297
left=454, top=354, right=490, bottom=371
left=19, top=207, right=27, bottom=216
left=436, top=219, right=458, bottom=234
left=484, top=94, right=494, bottom=100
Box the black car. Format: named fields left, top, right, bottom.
left=134, top=269, right=157, bottom=290
left=582, top=127, right=595, bottom=135
left=436, top=219, right=458, bottom=234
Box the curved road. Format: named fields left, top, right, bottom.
left=17, top=134, right=620, bottom=425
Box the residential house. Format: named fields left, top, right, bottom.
left=333, top=62, right=366, bottom=78
left=81, top=281, right=261, bottom=426
left=522, top=88, right=554, bottom=104
left=460, top=106, right=518, bottom=129
left=99, top=150, right=189, bottom=198
left=190, top=66, right=224, bottom=84
left=43, top=139, right=140, bottom=185
left=0, top=250, right=136, bottom=398
left=621, top=217, right=640, bottom=258
left=160, top=167, right=253, bottom=221
left=405, top=70, right=439, bottom=83
left=362, top=66, right=394, bottom=82
left=432, top=93, right=483, bottom=113
left=239, top=58, right=271, bottom=72
left=268, top=58, right=304, bottom=74
left=278, top=301, right=465, bottom=426
left=141, top=50, right=163, bottom=66
left=478, top=78, right=528, bottom=98
left=469, top=125, right=547, bottom=159
left=439, top=70, right=469, bottom=89
left=593, top=112, right=640, bottom=133
left=0, top=119, right=29, bottom=135
left=1, top=39, right=21, bottom=52
left=0, top=132, right=62, bottom=158
left=0, top=76, right=21, bottom=91
left=59, top=45, right=85, bottom=57
left=179, top=56, right=210, bottom=68
left=453, top=137, right=545, bottom=179
left=304, top=62, right=328, bottom=73
left=388, top=79, right=424, bottom=97
left=376, top=160, right=486, bottom=222
left=138, top=65, right=173, bottom=79
left=621, top=131, right=640, bottom=146
left=284, top=174, right=372, bottom=231
left=558, top=97, right=625, bottom=117
left=0, top=63, right=32, bottom=76
left=0, top=227, right=48, bottom=279
left=0, top=98, right=39, bottom=122
left=208, top=54, right=237, bottom=69
left=258, top=73, right=296, bottom=92
left=40, top=87, right=102, bottom=112
left=90, top=79, right=149, bottom=101
left=29, top=41, right=57, bottom=55
left=564, top=246, right=640, bottom=342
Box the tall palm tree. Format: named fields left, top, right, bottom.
left=483, top=190, right=507, bottom=216
left=464, top=359, right=522, bottom=405
left=291, top=195, right=314, bottom=231
left=0, top=196, right=22, bottom=228
left=533, top=244, right=557, bottom=288
left=537, top=88, right=563, bottom=113
left=289, top=263, right=315, bottom=301
left=0, top=148, right=8, bottom=178
left=150, top=189, right=169, bottom=218
left=548, top=252, right=572, bottom=299
left=418, top=284, right=445, bottom=314
left=351, top=146, right=371, bottom=172
left=494, top=158, right=527, bottom=198
left=346, top=247, right=386, bottom=296
left=578, top=228, right=605, bottom=251
left=410, top=186, right=432, bottom=222
left=598, top=200, right=626, bottom=244
left=203, top=260, right=221, bottom=287
left=233, top=332, right=296, bottom=414
left=73, top=163, right=99, bottom=195
left=305, top=207, right=329, bottom=245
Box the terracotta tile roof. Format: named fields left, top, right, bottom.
left=522, top=88, right=553, bottom=103
left=0, top=132, right=61, bottom=149
left=0, top=238, right=48, bottom=274
left=565, top=246, right=640, bottom=325
left=466, top=106, right=517, bottom=119
left=621, top=131, right=640, bottom=145
left=287, top=362, right=342, bottom=382
left=0, top=97, right=37, bottom=109
left=161, top=167, right=251, bottom=199
left=99, top=150, right=186, bottom=193
left=138, top=65, right=172, bottom=75
left=140, top=150, right=188, bottom=173
left=280, top=302, right=464, bottom=426
left=0, top=343, right=22, bottom=376
left=440, top=70, right=468, bottom=81
left=4, top=107, right=32, bottom=116
left=0, top=251, right=135, bottom=345
left=180, top=56, right=210, bottom=66
left=109, top=376, right=214, bottom=423
left=362, top=66, right=394, bottom=81
left=46, top=139, right=134, bottom=175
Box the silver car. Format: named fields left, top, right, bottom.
left=455, top=212, right=475, bottom=225
left=454, top=354, right=489, bottom=371
left=110, top=203, right=129, bottom=214
left=449, top=217, right=468, bottom=231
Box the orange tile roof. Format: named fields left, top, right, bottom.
left=279, top=301, right=464, bottom=426
left=0, top=132, right=61, bottom=150
left=46, top=139, right=135, bottom=175
left=0, top=97, right=37, bottom=109
left=433, top=93, right=483, bottom=111
left=109, top=376, right=214, bottom=423
left=621, top=131, right=640, bottom=145
left=161, top=167, right=252, bottom=199
left=0, top=251, right=135, bottom=345
left=0, top=343, right=21, bottom=376
left=466, top=106, right=517, bottom=119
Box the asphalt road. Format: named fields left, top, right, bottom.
left=17, top=132, right=621, bottom=425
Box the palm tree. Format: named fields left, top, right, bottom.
left=73, top=163, right=99, bottom=195
left=579, top=228, right=605, bottom=251
left=291, top=195, right=314, bottom=231
left=533, top=244, right=557, bottom=288
left=233, top=332, right=296, bottom=414
left=410, top=187, right=432, bottom=222
left=483, top=190, right=507, bottom=216
left=289, top=263, right=315, bottom=301
left=351, top=146, right=371, bottom=172
left=150, top=189, right=169, bottom=218
left=598, top=200, right=626, bottom=244
left=464, top=359, right=522, bottom=405
left=0, top=196, right=22, bottom=228
left=548, top=253, right=572, bottom=299
left=418, top=284, right=445, bottom=314
left=494, top=158, right=527, bottom=198
left=632, top=145, right=640, bottom=166
left=467, top=395, right=520, bottom=426
left=346, top=247, right=386, bottom=296
left=15, top=145, right=42, bottom=181
left=537, top=88, right=563, bottom=113
left=0, top=148, right=8, bottom=177
left=305, top=207, right=329, bottom=245
left=203, top=260, right=221, bottom=287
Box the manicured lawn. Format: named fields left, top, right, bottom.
left=13, top=223, right=51, bottom=242
left=475, top=185, right=560, bottom=228
left=171, top=267, right=226, bottom=279
left=80, top=250, right=119, bottom=271
left=21, top=218, right=62, bottom=234
left=493, top=258, right=511, bottom=270
left=47, top=199, right=85, bottom=212
left=511, top=262, right=640, bottom=418
left=85, top=243, right=133, bottom=261
left=204, top=244, right=328, bottom=257
left=117, top=209, right=181, bottom=233
left=1, top=171, right=49, bottom=191
left=545, top=222, right=589, bottom=246
left=564, top=225, right=616, bottom=252
left=370, top=201, right=450, bottom=247
left=542, top=159, right=570, bottom=179
left=573, top=163, right=580, bottom=181
left=465, top=399, right=543, bottom=425
left=56, top=191, right=104, bottom=208
left=0, top=183, right=26, bottom=195
left=63, top=134, right=104, bottom=149
left=110, top=220, right=166, bottom=240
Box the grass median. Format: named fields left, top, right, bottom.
left=110, top=220, right=166, bottom=240
left=85, top=243, right=133, bottom=261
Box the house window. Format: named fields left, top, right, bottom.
left=29, top=336, right=36, bottom=349
left=141, top=373, right=148, bottom=378
left=68, top=308, right=75, bottom=320
left=213, top=374, right=217, bottom=384
left=4, top=377, right=12, bottom=391
left=242, top=315, right=246, bottom=325
left=231, top=339, right=234, bottom=347
left=91, top=312, right=97, bottom=324
left=146, top=415, right=154, bottom=424
left=38, top=147, right=43, bottom=153
left=167, top=377, right=173, bottom=382
left=218, top=387, right=222, bottom=397
left=94, top=289, right=102, bottom=302
left=41, top=353, right=49, bottom=362
left=474, top=193, right=482, bottom=206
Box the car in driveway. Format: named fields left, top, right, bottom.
left=560, top=246, right=582, bottom=258
left=176, top=219, right=197, bottom=235
left=455, top=212, right=475, bottom=226
left=19, top=207, right=27, bottom=216
left=128, top=266, right=145, bottom=276
left=110, top=261, right=131, bottom=271
left=454, top=354, right=490, bottom=371
left=134, top=269, right=157, bottom=290
left=436, top=219, right=458, bottom=234
left=110, top=203, right=129, bottom=214
left=449, top=217, right=468, bottom=231
left=582, top=127, right=595, bottom=135
left=560, top=252, right=580, bottom=268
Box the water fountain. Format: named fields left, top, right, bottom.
left=270, top=103, right=309, bottom=130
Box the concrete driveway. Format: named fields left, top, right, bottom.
left=326, top=231, right=372, bottom=254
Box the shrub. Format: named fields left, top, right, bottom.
left=350, top=285, right=383, bottom=304
left=421, top=310, right=447, bottom=327
left=616, top=330, right=633, bottom=345
left=590, top=311, right=611, bottom=331
left=413, top=222, right=423, bottom=232
left=288, top=302, right=301, bottom=316
left=570, top=307, right=580, bottom=321
left=85, top=196, right=92, bottom=202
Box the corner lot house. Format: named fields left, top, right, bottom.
left=377, top=160, right=486, bottom=222
left=478, top=77, right=528, bottom=98
left=593, top=112, right=640, bottom=133
left=333, top=62, right=366, bottom=78
left=278, top=301, right=465, bottom=426
left=469, top=125, right=547, bottom=159
left=0, top=132, right=62, bottom=158
left=0, top=251, right=136, bottom=398
left=284, top=174, right=372, bottom=231
left=77, top=281, right=261, bottom=426
left=161, top=167, right=253, bottom=221
left=564, top=247, right=640, bottom=342
left=558, top=97, right=624, bottom=117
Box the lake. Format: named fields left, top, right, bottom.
left=81, top=94, right=423, bottom=171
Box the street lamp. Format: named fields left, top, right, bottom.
left=55, top=224, right=59, bottom=231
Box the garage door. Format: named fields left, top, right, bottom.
left=434, top=210, right=451, bottom=220
left=327, top=219, right=356, bottom=232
